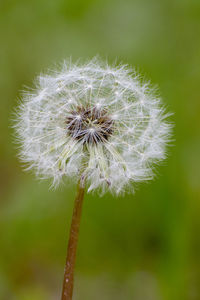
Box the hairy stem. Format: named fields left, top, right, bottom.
left=61, top=180, right=85, bottom=300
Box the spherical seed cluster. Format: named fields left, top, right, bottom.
left=15, top=59, right=171, bottom=194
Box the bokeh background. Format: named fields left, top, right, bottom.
left=1, top=0, right=200, bottom=299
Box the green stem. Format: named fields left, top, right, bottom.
left=61, top=180, right=85, bottom=300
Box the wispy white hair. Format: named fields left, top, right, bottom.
left=14, top=58, right=172, bottom=194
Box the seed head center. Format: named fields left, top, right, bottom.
left=66, top=105, right=114, bottom=144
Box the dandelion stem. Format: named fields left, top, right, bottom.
left=61, top=180, right=85, bottom=300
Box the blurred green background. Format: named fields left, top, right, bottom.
left=1, top=0, right=200, bottom=299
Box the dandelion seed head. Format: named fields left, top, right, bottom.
left=14, top=58, right=172, bottom=194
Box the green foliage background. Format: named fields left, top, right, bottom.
left=1, top=0, right=200, bottom=299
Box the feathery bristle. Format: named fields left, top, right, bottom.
left=14, top=58, right=172, bottom=194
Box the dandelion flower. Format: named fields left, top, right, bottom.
left=14, top=58, right=172, bottom=300
left=15, top=58, right=171, bottom=195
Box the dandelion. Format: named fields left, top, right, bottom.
left=14, top=58, right=172, bottom=300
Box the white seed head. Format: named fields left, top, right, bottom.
left=14, top=58, right=172, bottom=195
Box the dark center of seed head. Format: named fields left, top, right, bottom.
left=66, top=106, right=114, bottom=144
